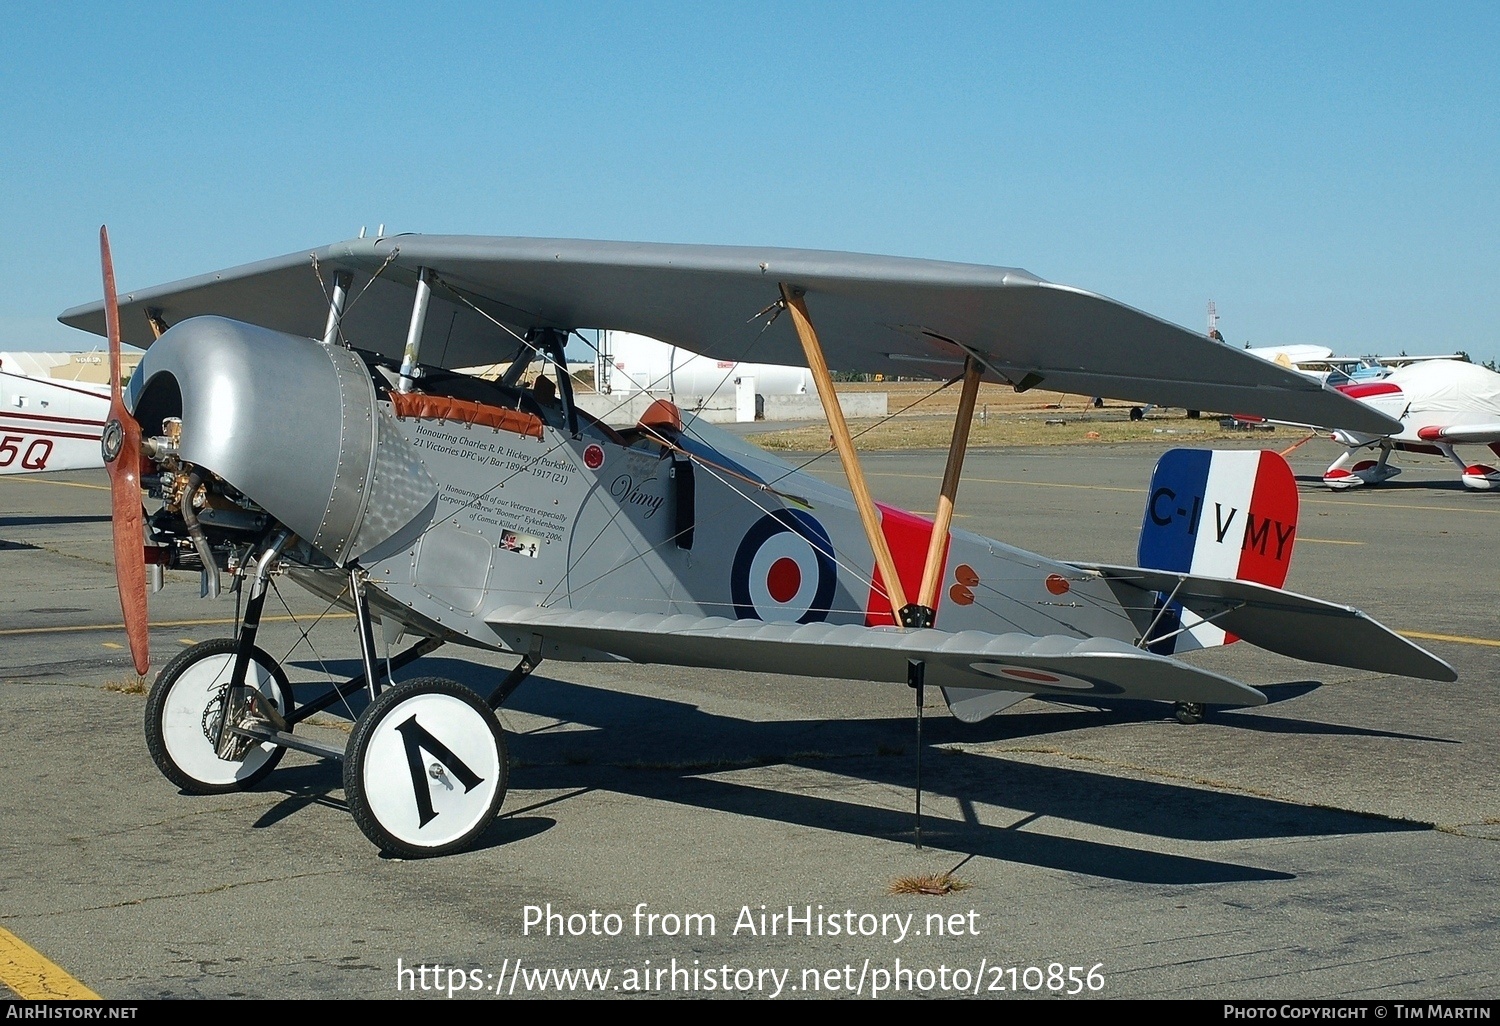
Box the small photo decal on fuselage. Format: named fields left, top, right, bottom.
left=500, top=530, right=542, bottom=558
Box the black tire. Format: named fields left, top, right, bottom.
left=1174, top=701, right=1206, bottom=725
left=344, top=677, right=508, bottom=859
left=144, top=637, right=291, bottom=794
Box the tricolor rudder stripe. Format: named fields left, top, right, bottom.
left=1137, top=449, right=1299, bottom=653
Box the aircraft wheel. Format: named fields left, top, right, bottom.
left=1129, top=406, right=1145, bottom=421
left=344, top=677, right=508, bottom=859
left=144, top=637, right=290, bottom=794
left=1174, top=701, right=1206, bottom=725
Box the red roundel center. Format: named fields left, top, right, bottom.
left=1002, top=668, right=1061, bottom=683
left=767, top=557, right=802, bottom=603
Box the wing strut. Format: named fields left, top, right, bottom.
left=320, top=270, right=352, bottom=346
left=398, top=268, right=435, bottom=392
left=779, top=284, right=915, bottom=623
left=916, top=355, right=983, bottom=617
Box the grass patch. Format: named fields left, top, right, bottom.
left=753, top=382, right=1283, bottom=452
left=104, top=675, right=149, bottom=695
left=888, top=872, right=971, bottom=896
left=757, top=414, right=1261, bottom=451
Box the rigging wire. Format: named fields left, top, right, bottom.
left=270, top=577, right=363, bottom=724
left=309, top=248, right=401, bottom=347
left=404, top=282, right=790, bottom=540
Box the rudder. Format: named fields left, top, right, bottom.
left=1137, top=449, right=1299, bottom=652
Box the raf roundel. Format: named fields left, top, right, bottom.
left=970, top=662, right=1122, bottom=695
left=731, top=510, right=837, bottom=624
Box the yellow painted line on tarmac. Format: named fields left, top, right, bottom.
left=0, top=476, right=109, bottom=492
left=0, top=612, right=355, bottom=637
left=0, top=926, right=99, bottom=1000
left=1299, top=538, right=1364, bottom=546
left=1399, top=630, right=1500, bottom=649
left=1304, top=496, right=1500, bottom=515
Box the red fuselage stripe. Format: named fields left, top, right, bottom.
left=0, top=409, right=107, bottom=427
left=0, top=426, right=101, bottom=441
left=1334, top=382, right=1403, bottom=399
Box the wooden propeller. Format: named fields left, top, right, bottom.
left=99, top=226, right=150, bottom=675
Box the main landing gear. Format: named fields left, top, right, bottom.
left=145, top=637, right=291, bottom=792
left=344, top=678, right=509, bottom=859
left=1174, top=701, right=1206, bottom=725
left=140, top=533, right=536, bottom=858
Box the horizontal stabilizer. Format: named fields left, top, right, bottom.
left=1075, top=564, right=1457, bottom=682
left=483, top=606, right=1268, bottom=707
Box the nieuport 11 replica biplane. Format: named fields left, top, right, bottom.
left=62, top=229, right=1453, bottom=857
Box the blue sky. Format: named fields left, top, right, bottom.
left=2, top=2, right=1496, bottom=362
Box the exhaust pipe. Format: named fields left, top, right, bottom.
left=179, top=469, right=220, bottom=599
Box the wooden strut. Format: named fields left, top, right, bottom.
left=917, top=355, right=983, bottom=611
left=779, top=284, right=911, bottom=618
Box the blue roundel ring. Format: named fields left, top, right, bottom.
left=730, top=510, right=837, bottom=623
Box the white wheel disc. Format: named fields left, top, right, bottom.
left=358, top=690, right=503, bottom=851
left=159, top=653, right=285, bottom=787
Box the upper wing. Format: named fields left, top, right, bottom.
left=483, top=605, right=1267, bottom=707
left=1076, top=563, right=1457, bottom=682
left=59, top=235, right=1399, bottom=434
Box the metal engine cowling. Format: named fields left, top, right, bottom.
left=128, top=316, right=437, bottom=566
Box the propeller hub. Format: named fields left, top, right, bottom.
left=101, top=419, right=125, bottom=463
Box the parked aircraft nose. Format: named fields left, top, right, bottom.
left=126, top=315, right=438, bottom=567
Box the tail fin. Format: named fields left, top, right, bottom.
left=1137, top=449, right=1299, bottom=653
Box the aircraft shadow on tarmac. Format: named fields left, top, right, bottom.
left=250, top=764, right=556, bottom=858
left=0, top=514, right=114, bottom=528
left=1, top=513, right=112, bottom=549
left=251, top=657, right=1438, bottom=884
left=1293, top=474, right=1470, bottom=492
left=1040, top=683, right=1459, bottom=744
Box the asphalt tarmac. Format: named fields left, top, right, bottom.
left=2, top=438, right=1497, bottom=1000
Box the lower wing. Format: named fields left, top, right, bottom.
left=483, top=606, right=1268, bottom=707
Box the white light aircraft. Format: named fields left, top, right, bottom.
left=0, top=350, right=140, bottom=474
left=1319, top=360, right=1500, bottom=490
left=602, top=330, right=814, bottom=400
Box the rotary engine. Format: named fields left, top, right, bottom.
left=127, top=316, right=439, bottom=596
left=140, top=417, right=273, bottom=595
